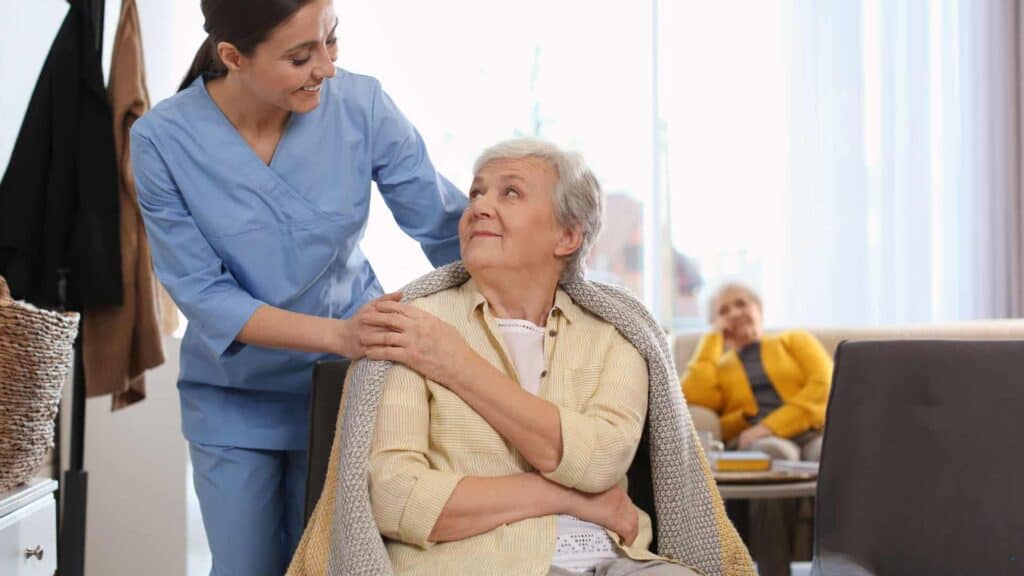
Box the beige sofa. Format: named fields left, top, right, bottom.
left=672, top=318, right=1024, bottom=445
left=673, top=318, right=1024, bottom=369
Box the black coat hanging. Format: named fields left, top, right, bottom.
left=0, top=0, right=121, bottom=312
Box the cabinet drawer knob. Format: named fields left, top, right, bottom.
left=24, top=545, right=44, bottom=560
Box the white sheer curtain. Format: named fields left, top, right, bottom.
left=132, top=1, right=1024, bottom=329
left=667, top=0, right=1023, bottom=328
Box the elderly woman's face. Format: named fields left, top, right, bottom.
left=712, top=287, right=763, bottom=346
left=459, top=157, right=572, bottom=278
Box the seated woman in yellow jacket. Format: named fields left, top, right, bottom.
left=681, top=283, right=833, bottom=461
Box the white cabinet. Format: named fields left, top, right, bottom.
left=0, top=479, right=58, bottom=576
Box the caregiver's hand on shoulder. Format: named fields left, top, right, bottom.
left=359, top=300, right=478, bottom=387
left=330, top=292, right=402, bottom=359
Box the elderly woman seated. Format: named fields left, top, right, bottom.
left=681, top=283, right=833, bottom=462
left=358, top=139, right=701, bottom=576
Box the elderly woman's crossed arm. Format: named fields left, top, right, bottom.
left=366, top=303, right=649, bottom=547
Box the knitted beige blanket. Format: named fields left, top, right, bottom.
left=288, top=262, right=754, bottom=575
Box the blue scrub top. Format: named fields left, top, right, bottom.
left=130, top=69, right=466, bottom=450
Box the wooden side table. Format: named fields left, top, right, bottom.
left=715, top=465, right=818, bottom=576
left=714, top=469, right=818, bottom=500
left=0, top=478, right=58, bottom=575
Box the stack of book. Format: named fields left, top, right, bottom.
left=772, top=460, right=819, bottom=474
left=709, top=450, right=772, bottom=472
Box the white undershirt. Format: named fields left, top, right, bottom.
left=495, top=317, right=620, bottom=573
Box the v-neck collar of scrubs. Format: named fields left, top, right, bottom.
left=195, top=76, right=327, bottom=215
left=198, top=75, right=299, bottom=171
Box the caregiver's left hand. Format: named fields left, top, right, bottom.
left=360, top=300, right=479, bottom=387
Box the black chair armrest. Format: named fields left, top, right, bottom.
left=303, top=359, right=351, bottom=526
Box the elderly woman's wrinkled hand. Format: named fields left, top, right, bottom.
left=714, top=325, right=758, bottom=354
left=569, top=484, right=640, bottom=546
left=736, top=423, right=773, bottom=449
left=360, top=300, right=481, bottom=388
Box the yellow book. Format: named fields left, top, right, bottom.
left=711, top=451, right=772, bottom=472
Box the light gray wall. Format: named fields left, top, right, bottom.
left=61, top=337, right=190, bottom=576
left=0, top=1, right=68, bottom=173
left=0, top=0, right=201, bottom=175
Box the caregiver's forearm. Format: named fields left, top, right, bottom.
left=428, top=473, right=568, bottom=543
left=238, top=304, right=347, bottom=355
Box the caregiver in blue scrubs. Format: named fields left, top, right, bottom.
left=130, top=0, right=466, bottom=573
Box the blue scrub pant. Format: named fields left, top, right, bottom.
left=189, top=442, right=308, bottom=576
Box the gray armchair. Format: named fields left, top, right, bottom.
left=303, top=359, right=350, bottom=524
left=812, top=340, right=1024, bottom=575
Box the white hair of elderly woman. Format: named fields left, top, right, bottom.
left=705, top=281, right=763, bottom=323
left=473, top=138, right=604, bottom=280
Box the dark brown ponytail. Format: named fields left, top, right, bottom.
left=178, top=0, right=316, bottom=93
left=178, top=36, right=227, bottom=92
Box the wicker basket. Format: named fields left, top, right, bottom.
left=0, top=275, right=80, bottom=491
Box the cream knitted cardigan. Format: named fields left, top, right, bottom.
left=288, top=262, right=755, bottom=576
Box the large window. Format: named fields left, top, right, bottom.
left=158, top=0, right=1018, bottom=334
left=657, top=1, right=788, bottom=330
left=658, top=0, right=1020, bottom=328
left=346, top=1, right=656, bottom=304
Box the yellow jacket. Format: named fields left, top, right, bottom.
left=681, top=330, right=833, bottom=442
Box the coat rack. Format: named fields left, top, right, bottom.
left=60, top=2, right=105, bottom=575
